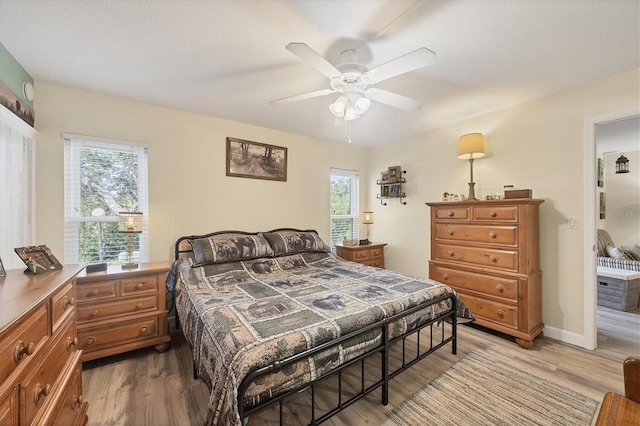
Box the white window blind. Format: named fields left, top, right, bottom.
left=330, top=168, right=359, bottom=251
left=0, top=105, right=36, bottom=269
left=63, top=134, right=149, bottom=264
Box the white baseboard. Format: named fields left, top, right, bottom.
left=542, top=325, right=593, bottom=350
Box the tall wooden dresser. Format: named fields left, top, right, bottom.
left=0, top=265, right=89, bottom=425
left=426, top=199, right=544, bottom=349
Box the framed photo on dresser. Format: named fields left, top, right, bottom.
left=14, top=245, right=63, bottom=274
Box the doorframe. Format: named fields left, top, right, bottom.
left=583, top=107, right=639, bottom=350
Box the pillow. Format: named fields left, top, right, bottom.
left=623, top=245, right=640, bottom=261
left=263, top=229, right=331, bottom=256
left=189, top=232, right=274, bottom=266
left=605, top=245, right=633, bottom=260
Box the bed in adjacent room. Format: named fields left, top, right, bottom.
left=167, top=229, right=473, bottom=426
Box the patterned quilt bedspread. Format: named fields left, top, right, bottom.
left=170, top=251, right=472, bottom=426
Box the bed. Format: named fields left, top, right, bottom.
left=167, top=228, right=473, bottom=425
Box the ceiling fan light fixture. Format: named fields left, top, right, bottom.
left=344, top=104, right=359, bottom=121
left=329, top=96, right=348, bottom=117
left=354, top=96, right=370, bottom=114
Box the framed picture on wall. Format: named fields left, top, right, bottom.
left=226, top=137, right=287, bottom=182
left=597, top=158, right=604, bottom=187
left=0, top=257, right=5, bottom=277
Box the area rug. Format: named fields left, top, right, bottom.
left=386, top=351, right=599, bottom=426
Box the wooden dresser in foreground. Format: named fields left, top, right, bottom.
left=426, top=199, right=544, bottom=349
left=75, top=262, right=171, bottom=362
left=0, top=264, right=89, bottom=425
left=335, top=243, right=387, bottom=268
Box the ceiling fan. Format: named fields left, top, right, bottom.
left=270, top=42, right=436, bottom=121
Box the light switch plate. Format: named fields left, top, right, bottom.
left=568, top=216, right=578, bottom=229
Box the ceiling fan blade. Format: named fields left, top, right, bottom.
left=365, top=47, right=435, bottom=83
left=269, top=89, right=335, bottom=105
left=366, top=88, right=422, bottom=112
left=286, top=43, right=342, bottom=79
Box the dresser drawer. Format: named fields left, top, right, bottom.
left=369, top=247, right=383, bottom=258
left=51, top=281, right=76, bottom=332
left=363, top=259, right=384, bottom=268
left=434, top=206, right=470, bottom=221
left=77, top=280, right=117, bottom=302
left=434, top=224, right=518, bottom=246
left=355, top=250, right=370, bottom=261
left=40, top=351, right=87, bottom=426
left=78, top=316, right=159, bottom=353
left=458, top=294, right=518, bottom=329
left=435, top=243, right=518, bottom=272
left=21, top=317, right=75, bottom=425
left=0, top=387, right=17, bottom=425
left=77, top=295, right=159, bottom=322
left=473, top=205, right=518, bottom=222
left=121, top=275, right=158, bottom=296
left=0, top=304, right=48, bottom=384
left=433, top=266, right=518, bottom=302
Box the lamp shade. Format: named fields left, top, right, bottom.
left=118, top=212, right=143, bottom=233
left=457, top=133, right=486, bottom=160
left=363, top=211, right=374, bottom=224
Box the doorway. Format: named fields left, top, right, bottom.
left=584, top=108, right=640, bottom=350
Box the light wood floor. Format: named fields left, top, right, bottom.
left=82, top=321, right=640, bottom=426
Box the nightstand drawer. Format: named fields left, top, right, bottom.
left=78, top=317, right=159, bottom=353
left=434, top=207, right=470, bottom=221
left=369, top=247, right=383, bottom=257
left=473, top=205, right=518, bottom=222
left=0, top=304, right=48, bottom=384
left=355, top=250, right=370, bottom=260
left=77, top=295, right=159, bottom=322
left=77, top=280, right=117, bottom=301
left=435, top=243, right=518, bottom=272
left=458, top=294, right=518, bottom=329
left=363, top=259, right=384, bottom=268
left=435, top=224, right=518, bottom=247
left=433, top=266, right=518, bottom=302
left=121, top=275, right=158, bottom=295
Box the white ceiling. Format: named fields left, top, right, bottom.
left=1, top=0, right=638, bottom=146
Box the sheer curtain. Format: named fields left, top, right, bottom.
left=0, top=104, right=36, bottom=269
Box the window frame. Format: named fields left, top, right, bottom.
left=63, top=134, right=149, bottom=264
left=329, top=168, right=360, bottom=251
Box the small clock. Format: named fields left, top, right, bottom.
left=22, top=81, right=34, bottom=101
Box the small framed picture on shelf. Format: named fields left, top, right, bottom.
left=387, top=166, right=402, bottom=183
left=389, top=183, right=401, bottom=196
left=380, top=171, right=389, bottom=183
left=0, top=256, right=6, bottom=277
left=14, top=245, right=63, bottom=274
left=382, top=185, right=390, bottom=196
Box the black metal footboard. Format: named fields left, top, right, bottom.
left=237, top=292, right=457, bottom=425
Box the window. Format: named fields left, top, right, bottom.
left=330, top=168, right=359, bottom=251
left=0, top=105, right=35, bottom=269
left=64, top=134, right=149, bottom=264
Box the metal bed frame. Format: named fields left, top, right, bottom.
left=173, top=231, right=458, bottom=425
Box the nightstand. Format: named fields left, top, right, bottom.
left=75, top=261, right=171, bottom=361
left=335, top=243, right=387, bottom=268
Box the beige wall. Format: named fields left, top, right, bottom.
left=34, top=82, right=368, bottom=263
left=368, top=68, right=640, bottom=341
left=33, top=68, right=639, bottom=346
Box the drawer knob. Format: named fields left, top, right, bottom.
left=448, top=250, right=455, bottom=257
left=137, top=302, right=144, bottom=309
left=62, top=296, right=76, bottom=309
left=91, top=289, right=100, bottom=296
left=92, top=310, right=100, bottom=317
left=496, top=284, right=505, bottom=293
left=72, top=394, right=84, bottom=410
left=85, top=337, right=96, bottom=346
left=140, top=326, right=149, bottom=334
left=490, top=255, right=498, bottom=263
left=442, top=273, right=449, bottom=280
left=448, top=211, right=455, bottom=217
left=66, top=337, right=78, bottom=351
left=489, top=232, right=497, bottom=239
left=490, top=211, right=497, bottom=217
left=448, top=229, right=455, bottom=236
left=34, top=383, right=51, bottom=404
left=14, top=340, right=35, bottom=363
left=136, top=282, right=144, bottom=289
left=496, top=309, right=505, bottom=319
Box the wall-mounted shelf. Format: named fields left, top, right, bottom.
left=376, top=168, right=407, bottom=205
